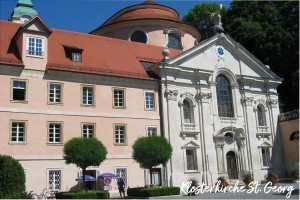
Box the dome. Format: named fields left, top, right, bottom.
left=10, top=0, right=38, bottom=20
left=100, top=0, right=181, bottom=28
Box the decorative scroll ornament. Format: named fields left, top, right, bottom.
left=165, top=89, right=178, bottom=101
left=267, top=99, right=278, bottom=108
left=241, top=96, right=254, bottom=106
left=199, top=92, right=212, bottom=103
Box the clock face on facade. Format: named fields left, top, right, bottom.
left=224, top=132, right=234, bottom=144
left=216, top=45, right=225, bottom=57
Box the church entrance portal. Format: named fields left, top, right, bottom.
left=226, top=151, right=238, bottom=179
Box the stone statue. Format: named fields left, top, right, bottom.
left=210, top=12, right=222, bottom=26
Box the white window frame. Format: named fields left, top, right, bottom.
left=47, top=168, right=63, bottom=191
left=9, top=120, right=27, bottom=144
left=144, top=91, right=156, bottom=110
left=11, top=79, right=28, bottom=102
left=81, top=85, right=95, bottom=106
left=115, top=167, right=128, bottom=189
left=47, top=122, right=63, bottom=145
left=183, top=148, right=199, bottom=172
left=113, top=88, right=126, bottom=108
left=146, top=126, right=157, bottom=136
left=26, top=36, right=44, bottom=57
left=114, top=124, right=127, bottom=145
left=72, top=52, right=82, bottom=62
left=81, top=123, right=95, bottom=138
left=48, top=82, right=63, bottom=104
left=260, top=147, right=271, bottom=168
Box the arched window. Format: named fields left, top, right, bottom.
left=130, top=31, right=147, bottom=43
left=183, top=100, right=192, bottom=123
left=216, top=75, right=234, bottom=117
left=257, top=105, right=266, bottom=126
left=167, top=33, right=182, bottom=50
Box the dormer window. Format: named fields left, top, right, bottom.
left=63, top=46, right=83, bottom=63
left=27, top=36, right=44, bottom=57
left=72, top=52, right=82, bottom=62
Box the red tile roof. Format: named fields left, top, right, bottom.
left=0, top=20, right=182, bottom=80
left=0, top=21, right=23, bottom=66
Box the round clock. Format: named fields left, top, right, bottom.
left=216, top=45, right=225, bottom=57
left=224, top=132, right=234, bottom=144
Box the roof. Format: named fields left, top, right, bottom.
left=99, top=0, right=180, bottom=29
left=0, top=21, right=23, bottom=66
left=0, top=20, right=182, bottom=80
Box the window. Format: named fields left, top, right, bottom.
left=82, top=123, right=95, bottom=138
left=261, top=148, right=271, bottom=167
left=48, top=169, right=62, bottom=191
left=216, top=75, right=234, bottom=117
left=113, top=89, right=125, bottom=108
left=10, top=121, right=27, bottom=143
left=114, top=124, right=126, bottom=145
left=167, top=33, right=182, bottom=50
left=48, top=83, right=62, bottom=104
left=27, top=37, right=44, bottom=57
left=12, top=80, right=27, bottom=101
left=257, top=105, right=266, bottom=126
left=82, top=86, right=94, bottom=106
left=183, top=100, right=192, bottom=123
left=130, top=31, right=147, bottom=43
left=145, top=92, right=155, bottom=110
left=48, top=122, right=62, bottom=144
left=115, top=168, right=128, bottom=188
left=72, top=52, right=82, bottom=62
left=147, top=126, right=157, bottom=136
left=186, top=149, right=198, bottom=171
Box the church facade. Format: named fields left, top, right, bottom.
left=0, top=0, right=283, bottom=193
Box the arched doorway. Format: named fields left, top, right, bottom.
left=226, top=151, right=238, bottom=179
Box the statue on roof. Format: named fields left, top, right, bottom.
left=209, top=12, right=222, bottom=26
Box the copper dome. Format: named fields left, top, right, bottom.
left=100, top=0, right=181, bottom=28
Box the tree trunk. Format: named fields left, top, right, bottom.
left=149, top=168, right=153, bottom=185
left=82, top=168, right=86, bottom=191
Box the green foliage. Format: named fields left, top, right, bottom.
left=241, top=170, right=254, bottom=183
left=63, top=138, right=107, bottom=169
left=279, top=178, right=293, bottom=183
left=127, top=187, right=180, bottom=197
left=63, top=137, right=107, bottom=190
left=0, top=155, right=26, bottom=198
left=56, top=191, right=109, bottom=199
left=132, top=136, right=172, bottom=170
left=182, top=3, right=227, bottom=40
left=223, top=1, right=299, bottom=112
left=188, top=177, right=199, bottom=186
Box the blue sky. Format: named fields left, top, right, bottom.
left=0, top=0, right=231, bottom=33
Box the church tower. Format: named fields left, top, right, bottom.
left=9, top=0, right=38, bottom=24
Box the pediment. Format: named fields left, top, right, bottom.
left=166, top=33, right=281, bottom=80
left=21, top=16, right=52, bottom=35
left=258, top=141, right=272, bottom=148
left=181, top=141, right=200, bottom=149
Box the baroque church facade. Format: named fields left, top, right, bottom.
left=0, top=0, right=283, bottom=193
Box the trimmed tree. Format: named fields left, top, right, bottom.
left=0, top=155, right=26, bottom=198
left=132, top=136, right=172, bottom=185
left=63, top=138, right=107, bottom=191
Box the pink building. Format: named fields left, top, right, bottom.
left=0, top=2, right=184, bottom=192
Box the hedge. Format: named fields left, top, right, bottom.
left=55, top=191, right=109, bottom=199
left=0, top=155, right=26, bottom=199
left=127, top=187, right=180, bottom=197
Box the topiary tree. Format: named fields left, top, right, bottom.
left=63, top=138, right=107, bottom=191
left=132, top=136, right=172, bottom=185
left=0, top=155, right=26, bottom=198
